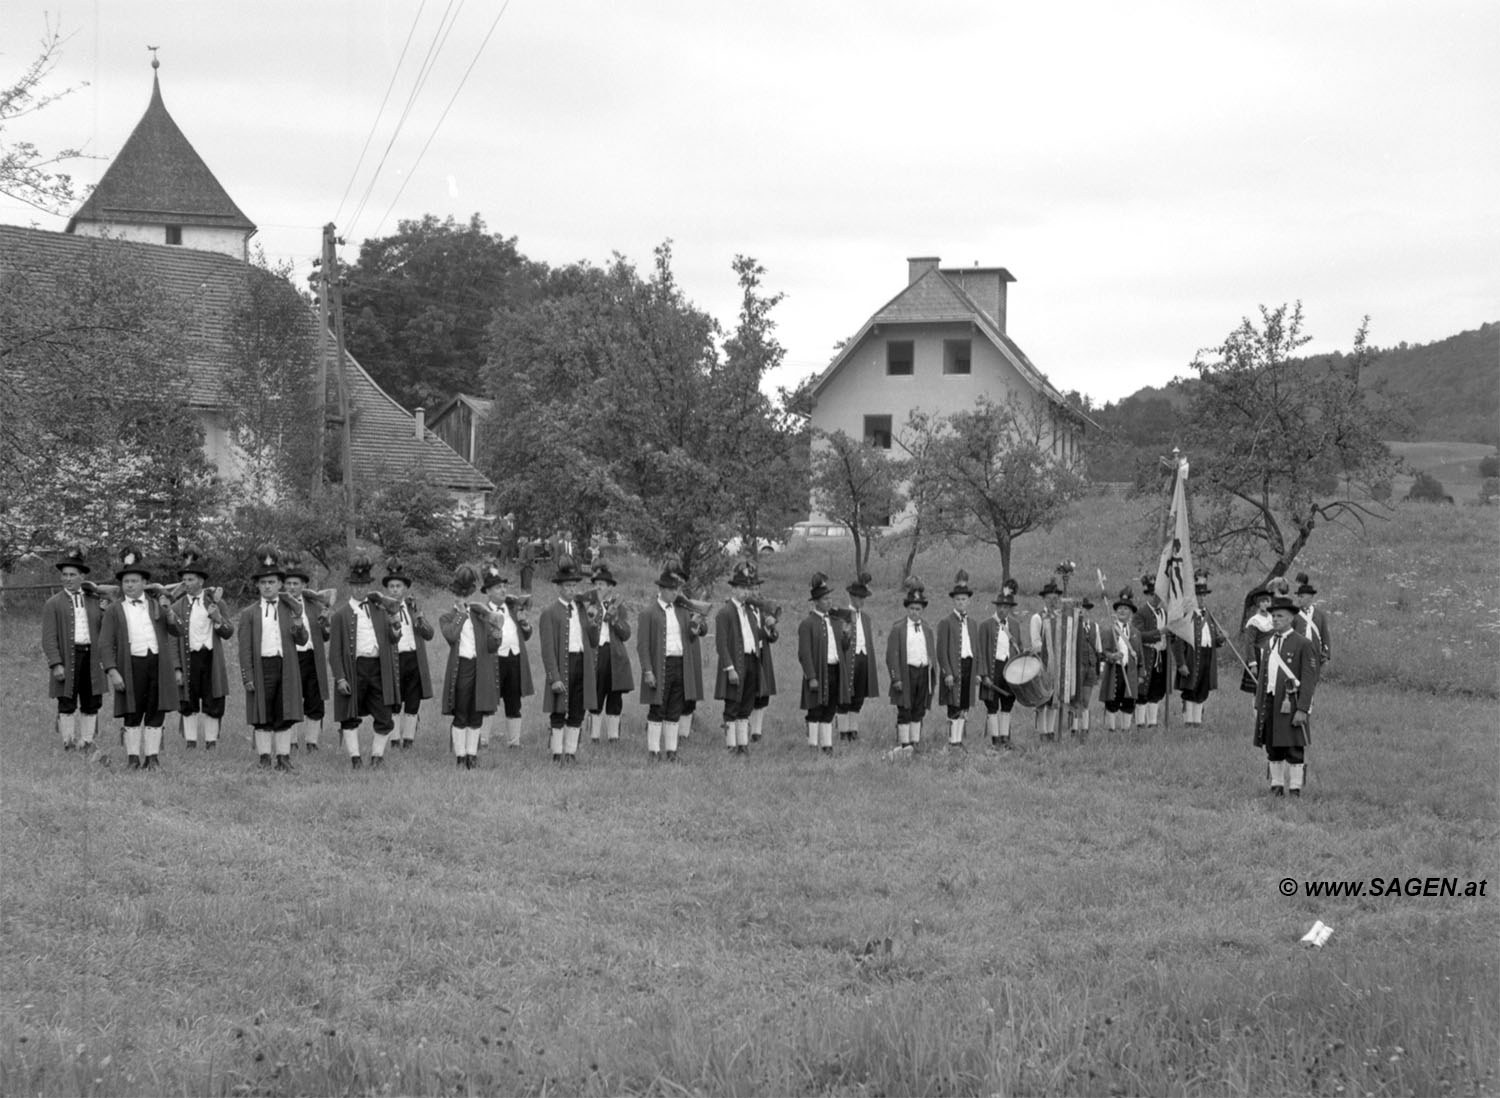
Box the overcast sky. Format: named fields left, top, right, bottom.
left=4, top=1, right=1497, bottom=403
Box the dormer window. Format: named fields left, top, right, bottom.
left=165, top=225, right=182, bottom=245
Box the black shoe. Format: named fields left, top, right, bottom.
left=274, top=755, right=293, bottom=772
left=351, top=756, right=362, bottom=770
left=553, top=754, right=563, bottom=764
left=1271, top=786, right=1284, bottom=797
left=289, top=742, right=299, bottom=752
left=850, top=731, right=859, bottom=742
left=371, top=755, right=385, bottom=769
left=204, top=741, right=217, bottom=751
left=566, top=754, right=578, bottom=765
left=665, top=751, right=677, bottom=763
left=304, top=743, right=317, bottom=752
left=145, top=755, right=160, bottom=770
left=648, top=751, right=661, bottom=762
left=184, top=741, right=196, bottom=749
left=81, top=742, right=97, bottom=756
left=63, top=742, right=76, bottom=752
left=401, top=740, right=412, bottom=750
left=466, top=755, right=477, bottom=770
left=1289, top=789, right=1301, bottom=798
left=259, top=754, right=272, bottom=769
left=750, top=733, right=761, bottom=742
left=127, top=756, right=142, bottom=770
left=456, top=756, right=466, bottom=768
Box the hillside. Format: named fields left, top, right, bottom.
left=1087, top=322, right=1499, bottom=478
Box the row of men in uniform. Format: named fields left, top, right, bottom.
left=41, top=543, right=1332, bottom=787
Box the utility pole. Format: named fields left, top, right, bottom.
left=319, top=222, right=356, bottom=556
left=311, top=229, right=331, bottom=496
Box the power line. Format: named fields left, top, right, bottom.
left=347, top=0, right=466, bottom=240
left=371, top=0, right=513, bottom=238
left=334, top=0, right=429, bottom=227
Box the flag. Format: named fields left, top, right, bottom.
left=1155, top=455, right=1199, bottom=644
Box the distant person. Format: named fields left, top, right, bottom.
left=836, top=573, right=879, bottom=744
left=99, top=547, right=181, bottom=771
left=977, top=582, right=1022, bottom=750
left=41, top=546, right=109, bottom=755
left=169, top=549, right=233, bottom=750
left=1254, top=591, right=1320, bottom=797
left=1293, top=572, right=1332, bottom=668
left=238, top=550, right=309, bottom=771
left=1238, top=582, right=1276, bottom=695
left=1174, top=577, right=1225, bottom=727
left=518, top=539, right=536, bottom=594
left=886, top=579, right=935, bottom=755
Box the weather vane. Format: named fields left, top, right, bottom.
left=148, top=45, right=160, bottom=70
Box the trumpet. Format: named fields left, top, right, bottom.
left=364, top=590, right=405, bottom=615
left=673, top=593, right=714, bottom=618
left=505, top=593, right=532, bottom=615
left=746, top=593, right=782, bottom=621
left=299, top=587, right=339, bottom=609
left=143, top=580, right=190, bottom=601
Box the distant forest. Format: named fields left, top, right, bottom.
left=1080, top=322, right=1499, bottom=481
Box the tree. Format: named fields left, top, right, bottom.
left=1181, top=303, right=1402, bottom=583
left=893, top=410, right=948, bottom=581
left=1, top=236, right=219, bottom=564
left=809, top=430, right=906, bottom=572
left=1, top=19, right=90, bottom=215
left=343, top=213, right=539, bottom=410
left=716, top=256, right=809, bottom=559
left=915, top=395, right=1086, bottom=583
left=222, top=253, right=323, bottom=500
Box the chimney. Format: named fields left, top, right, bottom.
left=907, top=256, right=941, bottom=285
left=414, top=406, right=425, bottom=440
left=941, top=264, right=1016, bottom=334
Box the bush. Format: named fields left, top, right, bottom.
left=1479, top=451, right=1500, bottom=479
left=1406, top=472, right=1452, bottom=503
left=358, top=477, right=486, bottom=587
left=1481, top=477, right=1500, bottom=506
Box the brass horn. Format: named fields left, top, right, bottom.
left=673, top=593, right=714, bottom=617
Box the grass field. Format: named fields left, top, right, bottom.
left=2, top=495, right=1496, bottom=1096
left=1386, top=441, right=1497, bottom=502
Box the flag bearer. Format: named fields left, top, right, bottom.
left=1174, top=577, right=1224, bottom=726
left=99, top=547, right=181, bottom=771
left=171, top=549, right=233, bottom=750
left=1254, top=592, right=1321, bottom=797
left=41, top=546, right=108, bottom=755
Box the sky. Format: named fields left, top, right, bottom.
left=4, top=0, right=1497, bottom=404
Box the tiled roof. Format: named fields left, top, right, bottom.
left=0, top=225, right=492, bottom=492
left=430, top=392, right=494, bottom=427
left=66, top=76, right=256, bottom=235
left=812, top=265, right=1093, bottom=424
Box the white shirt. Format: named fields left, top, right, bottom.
left=396, top=605, right=417, bottom=653
left=1265, top=630, right=1295, bottom=695
left=1197, top=614, right=1213, bottom=648
left=353, top=599, right=378, bottom=658
left=852, top=610, right=866, bottom=656
left=907, top=620, right=929, bottom=667
left=489, top=600, right=521, bottom=655
left=956, top=612, right=972, bottom=659
left=187, top=595, right=214, bottom=651
left=819, top=613, right=839, bottom=664
left=992, top=616, right=1011, bottom=661
left=733, top=599, right=756, bottom=654
left=566, top=600, right=585, bottom=654
left=458, top=615, right=476, bottom=659
left=123, top=598, right=156, bottom=657
left=598, top=615, right=611, bottom=647
left=259, top=600, right=283, bottom=658
left=293, top=600, right=314, bottom=653
left=71, top=593, right=90, bottom=644
left=661, top=598, right=683, bottom=656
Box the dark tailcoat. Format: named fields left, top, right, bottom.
left=171, top=593, right=235, bottom=700
left=329, top=598, right=400, bottom=722
left=714, top=599, right=767, bottom=701
left=393, top=600, right=435, bottom=699
left=837, top=609, right=880, bottom=703
left=539, top=598, right=598, bottom=715
left=1294, top=605, right=1332, bottom=665
left=935, top=611, right=980, bottom=707
left=797, top=611, right=841, bottom=709
left=438, top=605, right=503, bottom=716
left=592, top=604, right=635, bottom=691
left=237, top=599, right=308, bottom=725
left=636, top=600, right=704, bottom=704
left=1172, top=609, right=1224, bottom=698
left=99, top=597, right=181, bottom=716
left=885, top=618, right=937, bottom=704
left=284, top=595, right=331, bottom=700
left=42, top=590, right=109, bottom=698
left=1253, top=629, right=1320, bottom=749
left=976, top=615, right=1023, bottom=698
left=756, top=608, right=779, bottom=698
left=1097, top=622, right=1144, bottom=705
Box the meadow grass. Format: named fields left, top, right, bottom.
left=2, top=495, right=1496, bottom=1096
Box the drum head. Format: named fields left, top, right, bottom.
left=1003, top=654, right=1042, bottom=687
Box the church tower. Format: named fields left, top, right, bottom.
left=66, top=56, right=256, bottom=260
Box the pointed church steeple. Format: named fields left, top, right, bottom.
left=66, top=54, right=256, bottom=260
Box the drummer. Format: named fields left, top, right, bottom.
left=977, top=581, right=1023, bottom=750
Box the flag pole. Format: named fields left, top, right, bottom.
left=1162, top=448, right=1182, bottom=735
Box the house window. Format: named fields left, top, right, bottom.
left=886, top=341, right=914, bottom=376
left=165, top=225, right=182, bottom=245
left=943, top=339, right=971, bottom=375
left=864, top=414, right=893, bottom=450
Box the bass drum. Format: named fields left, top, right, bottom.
left=1002, top=654, right=1055, bottom=708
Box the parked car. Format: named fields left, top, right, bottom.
left=724, top=535, right=781, bottom=555
left=789, top=521, right=853, bottom=541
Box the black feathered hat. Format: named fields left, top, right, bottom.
left=54, top=545, right=90, bottom=574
